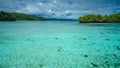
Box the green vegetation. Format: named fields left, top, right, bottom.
left=78, top=13, right=120, bottom=23
left=0, top=11, right=45, bottom=21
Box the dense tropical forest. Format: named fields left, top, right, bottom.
left=0, top=11, right=45, bottom=21
left=78, top=13, right=120, bottom=23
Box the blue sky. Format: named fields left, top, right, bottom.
left=0, top=0, right=120, bottom=19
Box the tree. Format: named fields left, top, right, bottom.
left=78, top=13, right=120, bottom=23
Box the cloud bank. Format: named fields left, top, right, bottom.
left=0, top=0, right=120, bottom=19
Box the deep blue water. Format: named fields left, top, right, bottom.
left=0, top=21, right=120, bottom=68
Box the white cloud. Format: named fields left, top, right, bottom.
left=16, top=4, right=41, bottom=14
left=53, top=1, right=57, bottom=3
left=11, top=0, right=120, bottom=19
left=38, top=2, right=43, bottom=5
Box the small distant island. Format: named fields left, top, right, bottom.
left=0, top=11, right=45, bottom=21
left=46, top=18, right=76, bottom=21
left=78, top=13, right=120, bottom=23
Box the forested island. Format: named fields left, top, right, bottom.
left=78, top=13, right=120, bottom=23
left=0, top=11, right=45, bottom=21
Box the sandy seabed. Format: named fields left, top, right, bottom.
left=0, top=21, right=120, bottom=68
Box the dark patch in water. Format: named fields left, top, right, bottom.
left=40, top=44, right=43, bottom=46
left=0, top=36, right=14, bottom=40
left=58, top=49, right=61, bottom=51
left=87, top=45, right=90, bottom=46
left=0, top=32, right=4, bottom=34
left=55, top=37, right=59, bottom=40
left=104, top=61, right=110, bottom=67
left=90, top=43, right=96, bottom=45
left=39, top=64, right=44, bottom=67
left=73, top=36, right=76, bottom=38
left=84, top=55, right=88, bottom=57
left=74, top=41, right=77, bottom=43
left=0, top=64, right=8, bottom=68
left=105, top=50, right=108, bottom=52
left=100, top=33, right=104, bottom=34
left=105, top=39, right=110, bottom=41
left=0, top=41, right=6, bottom=44
left=83, top=38, right=86, bottom=40
left=27, top=39, right=34, bottom=42
left=91, top=63, right=98, bottom=67
left=105, top=61, right=109, bottom=64
left=88, top=36, right=92, bottom=38
left=88, top=43, right=96, bottom=46
left=58, top=47, right=62, bottom=51
left=115, top=46, right=120, bottom=50
left=105, top=54, right=109, bottom=57
left=97, top=49, right=100, bottom=52
left=112, top=54, right=117, bottom=57
left=114, top=63, right=120, bottom=67
left=117, top=39, right=120, bottom=41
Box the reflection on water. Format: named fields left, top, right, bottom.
left=0, top=21, right=120, bottom=68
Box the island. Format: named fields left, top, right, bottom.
left=0, top=11, right=45, bottom=21
left=78, top=13, right=120, bottom=23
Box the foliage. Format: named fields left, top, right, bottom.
left=0, top=11, right=45, bottom=21
left=78, top=13, right=120, bottom=23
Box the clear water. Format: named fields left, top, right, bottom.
left=0, top=21, right=120, bottom=68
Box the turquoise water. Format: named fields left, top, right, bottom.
left=0, top=21, right=120, bottom=68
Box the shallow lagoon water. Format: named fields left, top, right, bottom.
left=0, top=21, right=120, bottom=68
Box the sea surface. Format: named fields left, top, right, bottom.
left=0, top=21, right=120, bottom=68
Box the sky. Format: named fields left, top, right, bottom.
left=0, top=0, right=120, bottom=19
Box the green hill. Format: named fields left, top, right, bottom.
left=78, top=13, right=120, bottom=23
left=0, top=11, right=45, bottom=21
